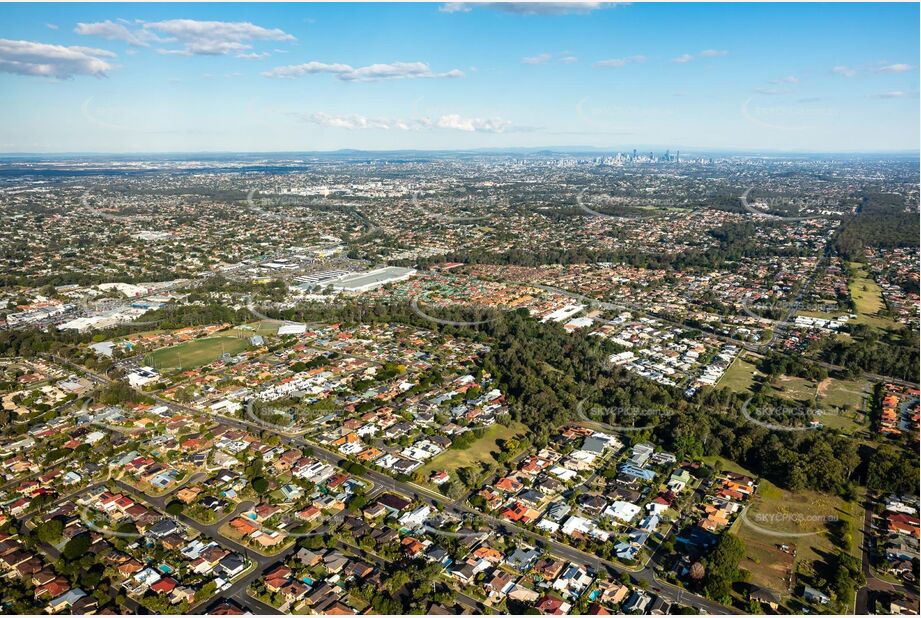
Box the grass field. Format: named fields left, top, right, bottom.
left=144, top=336, right=250, bottom=370
left=817, top=377, right=867, bottom=410
left=848, top=262, right=899, bottom=331
left=418, top=420, right=527, bottom=479
left=849, top=262, right=885, bottom=315
left=735, top=479, right=864, bottom=596
left=717, top=352, right=868, bottom=434
left=764, top=375, right=868, bottom=434
left=225, top=320, right=281, bottom=338
left=717, top=356, right=762, bottom=393
left=767, top=375, right=817, bottom=402
left=700, top=455, right=758, bottom=478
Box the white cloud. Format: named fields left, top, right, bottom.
left=426, top=114, right=512, bottom=132
left=770, top=75, right=799, bottom=84
left=45, top=23, right=59, bottom=31
left=523, top=53, right=552, bottom=65
left=300, top=112, right=515, bottom=133
left=75, top=19, right=295, bottom=56
left=754, top=87, right=793, bottom=96
left=594, top=54, right=646, bottom=68
left=0, top=38, right=114, bottom=79
left=832, top=65, right=856, bottom=77
left=237, top=51, right=270, bottom=60
left=871, top=91, right=911, bottom=99
left=442, top=2, right=616, bottom=15
left=145, top=19, right=295, bottom=55
left=673, top=49, right=728, bottom=63
left=524, top=52, right=579, bottom=65
left=305, top=113, right=400, bottom=130
left=439, top=2, right=473, bottom=12
left=264, top=61, right=463, bottom=82
left=74, top=20, right=159, bottom=47
left=264, top=61, right=351, bottom=78
left=343, top=62, right=463, bottom=82
left=875, top=63, right=913, bottom=73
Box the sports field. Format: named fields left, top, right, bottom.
left=224, top=320, right=281, bottom=338
left=144, top=336, right=250, bottom=370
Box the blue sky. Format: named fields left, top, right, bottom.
left=0, top=2, right=917, bottom=153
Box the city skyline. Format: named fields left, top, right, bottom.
left=0, top=2, right=919, bottom=153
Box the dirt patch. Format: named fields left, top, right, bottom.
left=816, top=378, right=832, bottom=398
left=738, top=536, right=796, bottom=594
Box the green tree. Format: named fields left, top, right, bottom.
left=702, top=534, right=745, bottom=601
left=34, top=518, right=64, bottom=544
left=62, top=533, right=91, bottom=561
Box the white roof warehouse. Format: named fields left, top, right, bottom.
left=331, top=266, right=417, bottom=294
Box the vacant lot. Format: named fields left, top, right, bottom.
left=817, top=377, right=866, bottom=410
left=717, top=356, right=762, bottom=393
left=849, top=262, right=885, bottom=315
left=145, top=336, right=250, bottom=370
left=848, top=262, right=899, bottom=331
left=418, top=420, right=527, bottom=480
left=761, top=375, right=868, bottom=434
left=736, top=480, right=863, bottom=597
left=768, top=374, right=816, bottom=402
left=737, top=533, right=796, bottom=595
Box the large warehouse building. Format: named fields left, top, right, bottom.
left=331, top=266, right=417, bottom=294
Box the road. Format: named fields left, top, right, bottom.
left=855, top=491, right=920, bottom=614
left=216, top=413, right=734, bottom=614
left=18, top=481, right=143, bottom=614
left=51, top=357, right=736, bottom=614
left=113, top=479, right=294, bottom=613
